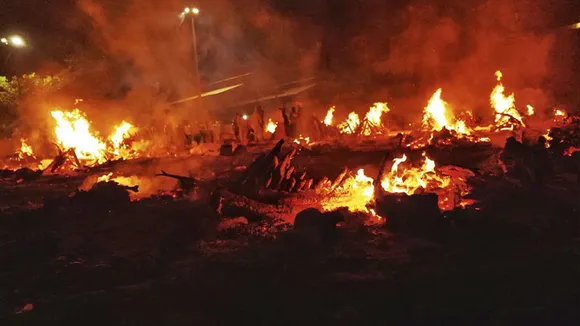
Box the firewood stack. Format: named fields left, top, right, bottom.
left=237, top=139, right=314, bottom=193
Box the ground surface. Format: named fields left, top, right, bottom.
left=1, top=143, right=580, bottom=325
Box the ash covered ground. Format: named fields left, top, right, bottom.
left=2, top=140, right=580, bottom=326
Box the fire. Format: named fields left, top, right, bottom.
left=380, top=153, right=460, bottom=210
left=526, top=105, right=535, bottom=116
left=323, top=106, right=335, bottom=126
left=422, top=89, right=469, bottom=134
left=339, top=112, right=360, bottom=134
left=362, top=102, right=390, bottom=136
left=319, top=168, right=376, bottom=214
left=18, top=139, right=34, bottom=159
left=543, top=130, right=552, bottom=148
left=490, top=71, right=525, bottom=130
left=293, top=135, right=310, bottom=145
left=555, top=109, right=566, bottom=116
left=265, top=118, right=278, bottom=134
left=110, top=121, right=136, bottom=152
left=51, top=109, right=107, bottom=164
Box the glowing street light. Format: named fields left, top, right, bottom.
left=181, top=7, right=200, bottom=17
left=0, top=35, right=26, bottom=48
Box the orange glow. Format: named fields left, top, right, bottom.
left=422, top=89, right=470, bottom=135
left=18, top=139, right=34, bottom=159
left=109, top=121, right=137, bottom=157
left=293, top=135, right=310, bottom=145
left=323, top=106, right=335, bottom=126
left=490, top=71, right=525, bottom=130
left=319, top=168, right=375, bottom=214
left=265, top=118, right=278, bottom=134
left=339, top=112, right=361, bottom=134
left=362, top=102, right=390, bottom=136
left=51, top=109, right=107, bottom=164
left=554, top=109, right=566, bottom=117
left=526, top=105, right=534, bottom=116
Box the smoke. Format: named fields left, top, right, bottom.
left=343, top=0, right=559, bottom=120
left=75, top=0, right=322, bottom=121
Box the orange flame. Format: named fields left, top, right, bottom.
left=109, top=121, right=137, bottom=156
left=51, top=109, right=107, bottom=164
left=293, top=135, right=310, bottom=145
left=323, top=106, right=335, bottom=126
left=339, top=112, right=360, bottom=134
left=362, top=102, right=390, bottom=136
left=265, top=118, right=278, bottom=134
left=422, top=89, right=469, bottom=134
left=319, top=168, right=375, bottom=214
left=526, top=105, right=534, bottom=116
left=490, top=71, right=525, bottom=130
left=18, top=139, right=34, bottom=159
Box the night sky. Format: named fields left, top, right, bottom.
left=0, top=0, right=579, bottom=107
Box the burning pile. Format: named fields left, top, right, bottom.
left=490, top=71, right=525, bottom=131
left=338, top=102, right=390, bottom=136
left=422, top=89, right=469, bottom=135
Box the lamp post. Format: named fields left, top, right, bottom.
left=1, top=35, right=26, bottom=74
left=180, top=7, right=202, bottom=102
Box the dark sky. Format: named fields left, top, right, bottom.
left=0, top=0, right=579, bottom=73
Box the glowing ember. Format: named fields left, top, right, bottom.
left=542, top=130, right=552, bottom=149
left=526, top=105, right=535, bottom=116
left=490, top=71, right=525, bottom=130
left=323, top=106, right=335, bottom=126
left=339, top=112, right=360, bottom=134
left=554, top=109, right=566, bottom=117
left=18, top=139, right=34, bottom=159
left=265, top=118, right=278, bottom=134
left=51, top=109, right=107, bottom=164
left=422, top=89, right=469, bottom=134
left=362, top=102, right=390, bottom=136
left=565, top=146, right=580, bottom=156
left=293, top=135, right=310, bottom=145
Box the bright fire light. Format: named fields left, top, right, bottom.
left=362, top=102, right=390, bottom=136
left=265, top=118, right=278, bottom=134
left=490, top=70, right=525, bottom=130
left=339, top=112, right=361, bottom=134
left=422, top=89, right=469, bottom=134
left=323, top=106, right=335, bottom=126
left=51, top=109, right=107, bottom=164
left=526, top=105, right=534, bottom=116
left=18, top=139, right=34, bottom=159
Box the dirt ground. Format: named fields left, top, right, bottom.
left=1, top=143, right=580, bottom=325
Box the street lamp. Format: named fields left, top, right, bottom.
left=180, top=7, right=202, bottom=106
left=0, top=35, right=26, bottom=48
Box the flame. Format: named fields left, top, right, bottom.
left=526, top=105, right=535, bottom=116
left=265, top=118, right=278, bottom=134
left=320, top=168, right=375, bottom=214
left=554, top=109, right=566, bottom=117
left=490, top=71, right=525, bottom=130
left=422, top=89, right=469, bottom=134
left=543, top=129, right=552, bottom=149
left=362, top=102, right=390, bottom=136
left=18, top=139, right=34, bottom=159
left=380, top=153, right=459, bottom=210
left=51, top=109, right=107, bottom=164
left=339, top=112, right=360, bottom=134
left=97, top=172, right=113, bottom=182
left=293, top=135, right=310, bottom=145
left=323, top=107, right=335, bottom=126
left=110, top=121, right=136, bottom=149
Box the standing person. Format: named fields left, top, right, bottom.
left=234, top=113, right=247, bottom=144
left=250, top=106, right=264, bottom=142
left=280, top=107, right=290, bottom=138
left=233, top=113, right=241, bottom=142
left=183, top=120, right=193, bottom=149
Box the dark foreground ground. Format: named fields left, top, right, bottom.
left=1, top=145, right=580, bottom=325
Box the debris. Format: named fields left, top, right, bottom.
left=217, top=216, right=249, bottom=231
left=155, top=170, right=198, bottom=194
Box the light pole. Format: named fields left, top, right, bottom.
left=180, top=7, right=202, bottom=102
left=1, top=35, right=26, bottom=73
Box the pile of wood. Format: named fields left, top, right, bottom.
left=237, top=140, right=314, bottom=193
